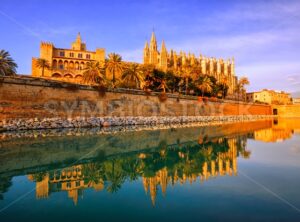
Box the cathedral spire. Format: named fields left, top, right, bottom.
left=150, top=31, right=157, bottom=51
left=144, top=41, right=149, bottom=50
left=161, top=40, right=167, bottom=52
left=150, top=31, right=156, bottom=44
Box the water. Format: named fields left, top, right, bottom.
left=0, top=118, right=300, bottom=222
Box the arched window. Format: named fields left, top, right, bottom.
left=69, top=61, right=74, bottom=69
left=64, top=74, right=73, bottom=78
left=58, top=60, right=63, bottom=69
left=64, top=61, right=68, bottom=69
left=52, top=73, right=62, bottom=78
left=75, top=62, right=79, bottom=70
left=80, top=62, right=85, bottom=70
left=52, top=60, right=57, bottom=69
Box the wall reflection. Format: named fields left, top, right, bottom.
left=1, top=118, right=300, bottom=205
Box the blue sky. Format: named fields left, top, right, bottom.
left=0, top=0, right=299, bottom=94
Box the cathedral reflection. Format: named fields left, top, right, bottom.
left=2, top=119, right=299, bottom=205
left=28, top=136, right=245, bottom=206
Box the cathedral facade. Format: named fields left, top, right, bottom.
left=143, top=32, right=238, bottom=94
left=32, top=33, right=105, bottom=83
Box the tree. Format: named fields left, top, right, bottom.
left=105, top=160, right=125, bottom=193
left=140, top=64, right=155, bottom=77
left=121, top=63, right=144, bottom=89
left=35, top=58, right=50, bottom=77
left=82, top=163, right=104, bottom=187
left=0, top=50, right=17, bottom=76
left=182, top=65, right=193, bottom=95
left=165, top=70, right=181, bottom=93
left=219, top=76, right=229, bottom=99
left=82, top=61, right=106, bottom=85
left=197, top=76, right=212, bottom=97
left=105, top=53, right=123, bottom=87
left=158, top=78, right=168, bottom=93
left=236, top=77, right=250, bottom=101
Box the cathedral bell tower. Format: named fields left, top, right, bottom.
left=144, top=41, right=149, bottom=64
left=160, top=40, right=168, bottom=71
left=149, top=32, right=158, bottom=64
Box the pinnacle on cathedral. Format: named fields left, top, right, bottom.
left=161, top=40, right=167, bottom=52
left=150, top=31, right=157, bottom=50
left=143, top=31, right=237, bottom=94
left=144, top=41, right=149, bottom=50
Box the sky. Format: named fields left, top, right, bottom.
left=0, top=0, right=300, bottom=94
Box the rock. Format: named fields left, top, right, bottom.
left=102, top=121, right=111, bottom=127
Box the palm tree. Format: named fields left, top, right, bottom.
left=105, top=160, right=125, bottom=193
left=182, top=65, right=193, bottom=95
left=0, top=50, right=17, bottom=76
left=105, top=53, right=123, bottom=87
left=158, top=78, right=168, bottom=93
left=220, top=76, right=229, bottom=99
left=82, top=61, right=106, bottom=85
left=121, top=63, right=144, bottom=89
left=140, top=64, right=155, bottom=77
left=82, top=163, right=104, bottom=187
left=197, top=76, right=212, bottom=97
left=35, top=58, right=50, bottom=77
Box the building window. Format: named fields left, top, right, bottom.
left=59, top=51, right=65, bottom=57
left=86, top=54, right=91, bottom=59
left=59, top=65, right=64, bottom=69
left=70, top=52, right=74, bottom=57
left=78, top=53, right=82, bottom=58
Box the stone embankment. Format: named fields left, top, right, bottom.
left=0, top=115, right=274, bottom=132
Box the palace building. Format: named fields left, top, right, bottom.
left=143, top=32, right=238, bottom=94
left=246, top=89, right=292, bottom=105
left=32, top=33, right=105, bottom=83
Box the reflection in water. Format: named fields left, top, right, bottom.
left=0, top=118, right=300, bottom=208
left=27, top=137, right=243, bottom=205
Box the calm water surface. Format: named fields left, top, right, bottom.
left=0, top=118, right=300, bottom=222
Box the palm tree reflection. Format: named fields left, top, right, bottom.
left=28, top=135, right=250, bottom=205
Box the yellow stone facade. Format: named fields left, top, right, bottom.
left=143, top=32, right=238, bottom=94
left=32, top=33, right=105, bottom=83
left=293, top=98, right=300, bottom=104
left=30, top=164, right=104, bottom=205
left=246, top=89, right=292, bottom=105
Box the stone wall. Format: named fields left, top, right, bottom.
left=272, top=105, right=300, bottom=117
left=0, top=76, right=272, bottom=119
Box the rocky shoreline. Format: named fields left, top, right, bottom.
left=0, top=115, right=274, bottom=133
